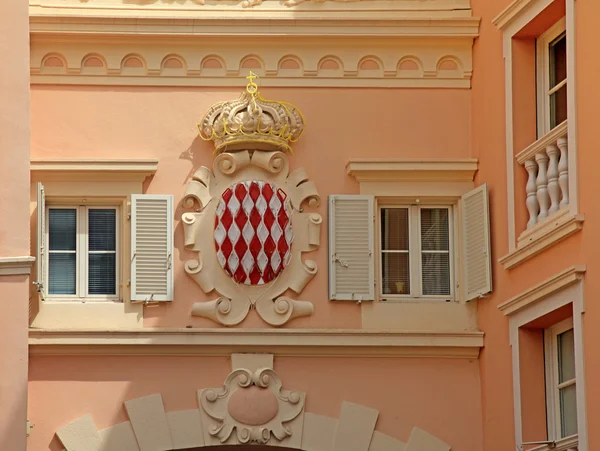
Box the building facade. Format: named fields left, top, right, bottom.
left=0, top=0, right=595, bottom=449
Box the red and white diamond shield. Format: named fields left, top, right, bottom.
left=214, top=181, right=293, bottom=285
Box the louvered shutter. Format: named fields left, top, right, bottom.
left=131, top=194, right=174, bottom=302
left=461, top=184, right=492, bottom=301
left=328, top=195, right=375, bottom=301
left=36, top=182, right=46, bottom=299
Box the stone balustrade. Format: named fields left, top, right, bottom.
left=516, top=121, right=569, bottom=230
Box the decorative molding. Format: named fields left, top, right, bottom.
left=183, top=84, right=321, bottom=327
left=28, top=328, right=484, bottom=358
left=0, top=256, right=35, bottom=275
left=199, top=368, right=305, bottom=445
left=498, top=213, right=584, bottom=270
left=31, top=159, right=159, bottom=182
left=498, top=265, right=586, bottom=316
left=30, top=0, right=473, bottom=14
left=492, top=0, right=537, bottom=30
left=30, top=34, right=476, bottom=88
left=55, top=358, right=451, bottom=451
left=347, top=158, right=478, bottom=183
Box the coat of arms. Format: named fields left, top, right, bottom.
left=182, top=74, right=322, bottom=326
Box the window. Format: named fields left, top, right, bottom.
left=328, top=184, right=491, bottom=303
left=46, top=205, right=119, bottom=300
left=537, top=18, right=567, bottom=136
left=379, top=206, right=452, bottom=300
left=36, top=181, right=175, bottom=305
left=545, top=318, right=578, bottom=440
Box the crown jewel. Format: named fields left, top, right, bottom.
left=198, top=73, right=305, bottom=153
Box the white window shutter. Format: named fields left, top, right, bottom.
left=461, top=184, right=492, bottom=301
left=328, top=195, right=375, bottom=301
left=131, top=194, right=174, bottom=302
left=36, top=182, right=46, bottom=299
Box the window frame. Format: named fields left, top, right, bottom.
left=544, top=317, right=577, bottom=441
left=377, top=201, right=456, bottom=302
left=536, top=17, right=567, bottom=138
left=45, top=203, right=121, bottom=302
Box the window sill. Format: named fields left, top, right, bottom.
left=379, top=297, right=455, bottom=303
left=30, top=301, right=143, bottom=329
left=499, top=212, right=583, bottom=270
left=526, top=434, right=578, bottom=451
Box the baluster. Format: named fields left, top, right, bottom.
left=557, top=136, right=569, bottom=208
left=546, top=143, right=560, bottom=215
left=535, top=152, right=550, bottom=221
left=525, top=159, right=539, bottom=229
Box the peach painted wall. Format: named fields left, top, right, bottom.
left=27, top=355, right=482, bottom=451
left=0, top=0, right=31, bottom=449
left=471, top=0, right=592, bottom=451
left=29, top=86, right=471, bottom=329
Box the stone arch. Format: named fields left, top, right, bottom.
left=55, top=355, right=451, bottom=451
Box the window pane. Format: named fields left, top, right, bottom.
left=49, top=209, right=77, bottom=251
left=421, top=253, right=451, bottom=296
left=48, top=253, right=76, bottom=294
left=381, top=208, right=409, bottom=251
left=559, top=384, right=578, bottom=437
left=88, top=253, right=116, bottom=295
left=558, top=328, right=576, bottom=383
left=549, top=33, right=567, bottom=88
left=381, top=253, right=410, bottom=295
left=550, top=84, right=568, bottom=129
left=89, top=209, right=116, bottom=251
left=420, top=208, right=449, bottom=251
left=549, top=33, right=567, bottom=129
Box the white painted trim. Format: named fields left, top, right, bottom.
left=377, top=204, right=454, bottom=301
left=500, top=1, right=576, bottom=254
left=31, top=159, right=158, bottom=173
left=503, top=36, right=517, bottom=251
left=566, top=0, right=578, bottom=216
left=0, top=256, right=36, bottom=275
left=508, top=276, right=587, bottom=451
left=28, top=328, right=484, bottom=358
left=346, top=159, right=478, bottom=183
left=44, top=204, right=121, bottom=301
left=545, top=317, right=575, bottom=440
left=536, top=18, right=567, bottom=137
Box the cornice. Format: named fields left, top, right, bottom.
left=31, top=159, right=159, bottom=182
left=492, top=0, right=532, bottom=30
left=28, top=328, right=484, bottom=358
left=498, top=265, right=586, bottom=316
left=30, top=0, right=474, bottom=23
left=29, top=17, right=480, bottom=38
left=0, top=256, right=36, bottom=276
left=346, top=158, right=478, bottom=183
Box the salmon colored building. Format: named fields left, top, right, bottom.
left=0, top=0, right=595, bottom=449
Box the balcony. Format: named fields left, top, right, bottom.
left=517, top=120, right=569, bottom=232
left=499, top=121, right=584, bottom=269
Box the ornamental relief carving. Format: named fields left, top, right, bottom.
left=182, top=76, right=321, bottom=326
left=198, top=368, right=305, bottom=445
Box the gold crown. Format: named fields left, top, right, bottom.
left=198, top=73, right=305, bottom=154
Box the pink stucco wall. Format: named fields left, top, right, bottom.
left=30, top=86, right=471, bottom=329
left=0, top=0, right=31, bottom=449
left=28, top=355, right=482, bottom=451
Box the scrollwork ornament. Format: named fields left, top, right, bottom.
left=198, top=367, right=305, bottom=446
